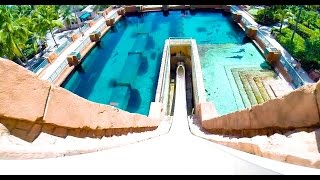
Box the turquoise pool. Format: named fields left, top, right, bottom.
left=199, top=43, right=273, bottom=115
left=62, top=10, right=251, bottom=115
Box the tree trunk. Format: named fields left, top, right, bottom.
left=291, top=6, right=303, bottom=44
left=14, top=41, right=27, bottom=62
left=14, top=56, right=25, bottom=66
left=50, top=29, right=58, bottom=47
left=280, top=19, right=284, bottom=33
left=73, top=10, right=83, bottom=36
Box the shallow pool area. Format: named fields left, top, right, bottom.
left=61, top=10, right=264, bottom=116
left=199, top=42, right=280, bottom=115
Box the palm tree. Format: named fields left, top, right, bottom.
left=290, top=5, right=303, bottom=44
left=71, top=5, right=84, bottom=36
left=92, top=5, right=109, bottom=18
left=59, top=5, right=77, bottom=30
left=274, top=6, right=290, bottom=34
left=0, top=5, right=31, bottom=65
left=32, top=5, right=63, bottom=47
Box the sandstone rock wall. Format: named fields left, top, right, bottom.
left=0, top=58, right=160, bottom=142
left=202, top=83, right=320, bottom=137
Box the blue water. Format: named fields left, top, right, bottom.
left=199, top=43, right=271, bottom=116
left=62, top=10, right=247, bottom=115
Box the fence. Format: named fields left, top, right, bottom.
left=96, top=22, right=106, bottom=33
left=241, top=16, right=252, bottom=27
left=47, top=59, right=68, bottom=83
left=74, top=37, right=91, bottom=53
left=32, top=59, right=49, bottom=73
left=54, top=39, right=72, bottom=56
left=159, top=43, right=171, bottom=103
left=280, top=57, right=305, bottom=88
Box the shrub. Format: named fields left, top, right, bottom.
left=254, top=8, right=279, bottom=25
left=276, top=28, right=305, bottom=59
left=288, top=20, right=319, bottom=38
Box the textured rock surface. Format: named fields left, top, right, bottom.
left=202, top=83, right=320, bottom=131
left=0, top=58, right=51, bottom=121
left=189, top=116, right=320, bottom=169
left=44, top=86, right=160, bottom=129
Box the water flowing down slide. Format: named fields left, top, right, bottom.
left=170, top=62, right=190, bottom=135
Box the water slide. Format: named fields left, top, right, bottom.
left=170, top=62, right=190, bottom=135
left=2, top=62, right=318, bottom=174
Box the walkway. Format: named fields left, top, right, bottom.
left=40, top=8, right=120, bottom=81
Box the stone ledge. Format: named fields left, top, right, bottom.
left=202, top=83, right=320, bottom=134
left=0, top=58, right=51, bottom=122
left=0, top=58, right=161, bottom=142
left=44, top=86, right=160, bottom=130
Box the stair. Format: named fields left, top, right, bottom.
left=231, top=67, right=279, bottom=108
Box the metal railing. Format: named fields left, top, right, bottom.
left=93, top=15, right=102, bottom=22
left=280, top=56, right=305, bottom=88
left=257, top=30, right=273, bottom=48
left=159, top=44, right=171, bottom=103
left=82, top=24, right=90, bottom=33
left=47, top=59, right=68, bottom=83
left=75, top=37, right=90, bottom=53
left=241, top=16, right=251, bottom=27
left=96, top=22, right=106, bottom=33
left=54, top=39, right=72, bottom=56
left=32, top=59, right=49, bottom=73
left=230, top=5, right=239, bottom=13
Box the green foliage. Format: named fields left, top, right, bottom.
left=276, top=28, right=305, bottom=60
left=0, top=5, right=65, bottom=63
left=288, top=20, right=319, bottom=38
left=254, top=7, right=279, bottom=25
left=276, top=27, right=320, bottom=71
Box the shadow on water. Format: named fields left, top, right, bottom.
left=197, top=27, right=207, bottom=33
left=163, top=11, right=169, bottom=17
left=74, top=64, right=86, bottom=74
left=242, top=36, right=251, bottom=44
left=62, top=19, right=127, bottom=99
left=95, top=41, right=103, bottom=49
left=126, top=88, right=142, bottom=113
left=150, top=51, right=157, bottom=59
left=189, top=10, right=196, bottom=16
left=138, top=55, right=149, bottom=75
left=108, top=78, right=117, bottom=88
left=146, top=35, right=155, bottom=49
left=260, top=61, right=272, bottom=70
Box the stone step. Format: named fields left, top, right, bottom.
left=238, top=71, right=258, bottom=106
left=231, top=68, right=278, bottom=107
left=253, top=77, right=271, bottom=102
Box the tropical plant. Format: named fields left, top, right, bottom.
left=274, top=6, right=291, bottom=33
left=0, top=5, right=31, bottom=65
left=31, top=5, right=63, bottom=47
left=291, top=5, right=303, bottom=44
left=59, top=5, right=77, bottom=30
left=254, top=6, right=279, bottom=25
